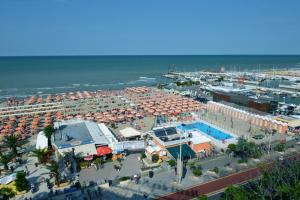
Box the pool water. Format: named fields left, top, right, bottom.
left=177, top=122, right=233, bottom=141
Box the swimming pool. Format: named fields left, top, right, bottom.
left=177, top=122, right=233, bottom=141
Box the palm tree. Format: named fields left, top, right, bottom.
left=30, top=148, right=48, bottom=164
left=0, top=152, right=12, bottom=170
left=264, top=128, right=277, bottom=155
left=46, top=161, right=60, bottom=187
left=43, top=125, right=55, bottom=150
left=3, top=134, right=20, bottom=158
left=63, top=148, right=82, bottom=173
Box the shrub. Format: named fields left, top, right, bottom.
left=151, top=154, right=159, bottom=163
left=120, top=176, right=130, bottom=181
left=213, top=167, right=219, bottom=174
left=197, top=195, right=208, bottom=200
left=15, top=172, right=29, bottom=192
left=189, top=162, right=202, bottom=171
left=168, top=160, right=176, bottom=167
left=238, top=158, right=248, bottom=163
left=275, top=143, right=285, bottom=152
left=140, top=153, right=146, bottom=159
left=0, top=187, right=16, bottom=200
left=94, top=158, right=103, bottom=166
left=192, top=169, right=202, bottom=177
left=80, top=161, right=89, bottom=169
left=227, top=144, right=237, bottom=152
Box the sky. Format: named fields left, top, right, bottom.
left=0, top=0, right=299, bottom=56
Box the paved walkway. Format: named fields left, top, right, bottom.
left=79, top=153, right=141, bottom=184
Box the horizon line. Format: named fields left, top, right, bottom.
left=1, top=54, right=300, bottom=58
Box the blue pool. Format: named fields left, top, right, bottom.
left=177, top=122, right=233, bottom=141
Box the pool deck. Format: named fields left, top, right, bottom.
left=158, top=118, right=238, bottom=149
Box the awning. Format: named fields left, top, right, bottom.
left=84, top=155, right=93, bottom=161
left=96, top=146, right=112, bottom=156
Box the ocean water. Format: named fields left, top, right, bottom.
left=0, top=55, right=299, bottom=98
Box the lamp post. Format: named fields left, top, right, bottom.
left=177, top=130, right=183, bottom=183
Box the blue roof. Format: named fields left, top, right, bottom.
left=53, top=122, right=94, bottom=149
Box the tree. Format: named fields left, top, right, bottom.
left=0, top=152, right=12, bottom=170
left=15, top=171, right=29, bottom=192
left=151, top=154, right=159, bottom=163
left=140, top=153, right=146, bottom=159
left=234, top=138, right=262, bottom=162
left=46, top=161, right=60, bottom=187
left=30, top=148, right=48, bottom=164
left=189, top=162, right=202, bottom=177
left=94, top=157, right=103, bottom=169
left=227, top=143, right=237, bottom=153
left=63, top=148, right=82, bottom=173
left=168, top=160, right=176, bottom=167
left=0, top=187, right=16, bottom=200
left=275, top=143, right=285, bottom=152
left=43, top=125, right=55, bottom=150
left=221, top=185, right=254, bottom=200
left=3, top=134, right=20, bottom=158
left=264, top=128, right=276, bottom=155
left=222, top=160, right=300, bottom=200
left=197, top=195, right=208, bottom=200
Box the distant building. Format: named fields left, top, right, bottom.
left=212, top=87, right=278, bottom=113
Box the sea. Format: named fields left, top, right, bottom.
left=0, top=55, right=300, bottom=99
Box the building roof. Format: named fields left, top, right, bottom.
left=152, top=126, right=190, bottom=147
left=167, top=144, right=195, bottom=160
left=192, top=142, right=212, bottom=153
left=119, top=127, right=142, bottom=138
left=53, top=120, right=109, bottom=150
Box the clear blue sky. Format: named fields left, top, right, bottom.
left=0, top=0, right=299, bottom=56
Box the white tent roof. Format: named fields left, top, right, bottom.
left=119, top=127, right=142, bottom=138
left=36, top=131, right=48, bottom=149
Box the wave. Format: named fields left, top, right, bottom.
left=0, top=76, right=158, bottom=99
left=127, top=76, right=156, bottom=84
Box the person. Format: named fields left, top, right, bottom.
left=30, top=183, right=35, bottom=193
left=10, top=165, right=14, bottom=173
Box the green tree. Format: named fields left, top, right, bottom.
left=168, top=159, right=176, bottom=167
left=46, top=161, right=60, bottom=187
left=140, top=153, right=146, bottom=159
left=30, top=148, right=48, bottom=164
left=275, top=143, right=285, bottom=152
left=197, top=195, right=208, bottom=200
left=63, top=148, right=82, bottom=174
left=224, top=160, right=300, bottom=200
left=151, top=154, right=159, bottom=163
left=15, top=172, right=29, bottom=192
left=94, top=157, right=103, bottom=169
left=190, top=162, right=202, bottom=177
left=0, top=152, right=12, bottom=170
left=43, top=125, right=55, bottom=149
left=0, top=187, right=16, bottom=200
left=221, top=185, right=254, bottom=200
left=227, top=143, right=237, bottom=153
left=3, top=134, right=21, bottom=158
left=235, top=138, right=262, bottom=161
